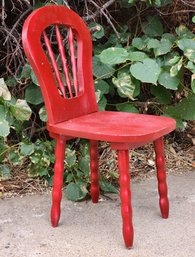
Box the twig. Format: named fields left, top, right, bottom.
left=84, top=0, right=116, bottom=21
left=1, top=0, right=6, bottom=26
left=86, top=0, right=120, bottom=38
left=3, top=6, right=33, bottom=45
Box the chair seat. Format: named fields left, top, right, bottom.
left=47, top=111, right=176, bottom=143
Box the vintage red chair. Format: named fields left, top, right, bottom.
left=22, top=6, right=176, bottom=248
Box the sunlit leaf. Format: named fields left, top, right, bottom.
left=39, top=106, right=48, bottom=122
left=130, top=59, right=161, bottom=85
left=0, top=119, right=10, bottom=138
left=0, top=78, right=11, bottom=101
left=158, top=71, right=179, bottom=90
left=10, top=99, right=32, bottom=121
left=132, top=37, right=146, bottom=50
left=128, top=51, right=148, bottom=62
left=112, top=68, right=138, bottom=100
left=99, top=47, right=129, bottom=65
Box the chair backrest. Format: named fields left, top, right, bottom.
left=22, top=6, right=98, bottom=124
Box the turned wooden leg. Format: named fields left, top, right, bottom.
left=154, top=137, right=169, bottom=219
left=90, top=140, right=99, bottom=203
left=118, top=150, right=134, bottom=248
left=51, top=137, right=66, bottom=227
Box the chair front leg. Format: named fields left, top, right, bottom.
left=118, top=150, right=134, bottom=248
left=90, top=140, right=99, bottom=203
left=154, top=137, right=169, bottom=219
left=51, top=137, right=66, bottom=227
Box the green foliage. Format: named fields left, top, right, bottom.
left=92, top=18, right=195, bottom=128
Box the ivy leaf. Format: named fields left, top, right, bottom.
left=163, top=52, right=180, bottom=66
left=20, top=142, right=35, bottom=156
left=25, top=83, right=43, bottom=105
left=98, top=95, right=107, bottom=110
left=192, top=16, right=195, bottom=23
left=30, top=70, right=39, bottom=86
left=170, top=57, right=183, bottom=77
left=99, top=47, right=129, bottom=65
left=65, top=148, right=76, bottom=168
left=100, top=180, right=117, bottom=193
left=130, top=59, right=161, bottom=85
left=185, top=61, right=195, bottom=73
left=177, top=39, right=195, bottom=62
left=150, top=85, right=172, bottom=104
left=66, top=183, right=87, bottom=201
left=94, top=80, right=109, bottom=97
left=177, top=38, right=195, bottom=49
left=0, top=78, right=11, bottom=101
left=116, top=102, right=139, bottom=113
left=165, top=94, right=195, bottom=121
left=112, top=68, right=137, bottom=100
left=5, top=76, right=17, bottom=88
left=166, top=55, right=181, bottom=66
left=0, top=164, right=10, bottom=180
left=176, top=26, right=194, bottom=38
left=132, top=37, right=146, bottom=50
left=154, top=39, right=172, bottom=57
left=0, top=119, right=10, bottom=138
left=39, top=106, right=48, bottom=122
left=143, top=16, right=163, bottom=37
left=162, top=33, right=176, bottom=43
left=128, top=51, right=148, bottom=62
left=93, top=56, right=115, bottom=79
left=79, top=157, right=90, bottom=176
left=158, top=71, right=179, bottom=90
left=10, top=99, right=32, bottom=121
left=147, top=39, right=160, bottom=49
left=184, top=49, right=195, bottom=63
left=88, top=22, right=104, bottom=41
left=8, top=151, right=20, bottom=165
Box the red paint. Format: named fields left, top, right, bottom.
left=90, top=140, right=99, bottom=203
left=118, top=150, right=133, bottom=248
left=68, top=28, right=79, bottom=96
left=51, top=136, right=66, bottom=227
left=55, top=25, right=73, bottom=98
left=154, top=138, right=169, bottom=218
left=22, top=6, right=176, bottom=248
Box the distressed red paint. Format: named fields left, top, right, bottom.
left=22, top=6, right=176, bottom=248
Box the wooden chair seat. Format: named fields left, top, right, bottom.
left=48, top=111, right=175, bottom=144
left=22, top=5, right=176, bottom=249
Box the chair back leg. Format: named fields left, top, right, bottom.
left=154, top=137, right=169, bottom=219
left=118, top=150, right=134, bottom=248
left=90, top=140, right=99, bottom=203
left=51, top=137, right=66, bottom=227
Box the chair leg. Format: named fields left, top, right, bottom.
left=154, top=137, right=169, bottom=219
left=118, top=150, right=134, bottom=248
left=90, top=140, right=99, bottom=203
left=51, top=137, right=66, bottom=227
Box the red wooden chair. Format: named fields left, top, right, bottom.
left=22, top=6, right=176, bottom=248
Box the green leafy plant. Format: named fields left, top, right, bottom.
left=92, top=19, right=195, bottom=128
